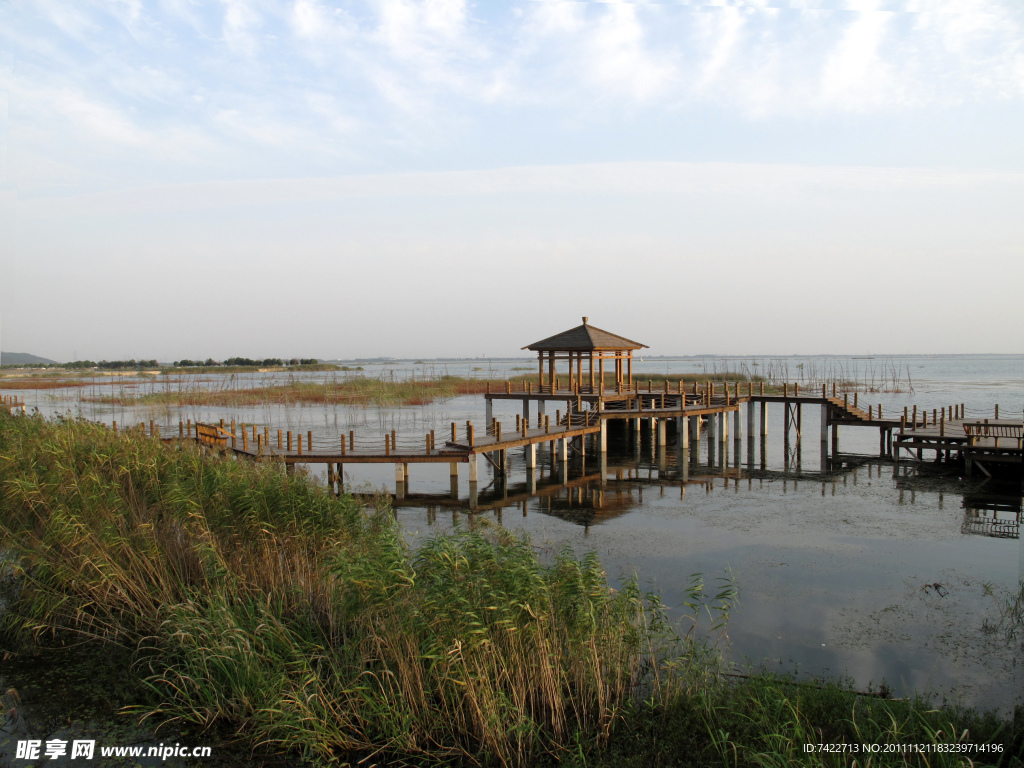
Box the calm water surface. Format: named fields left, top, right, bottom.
left=3, top=354, right=1022, bottom=713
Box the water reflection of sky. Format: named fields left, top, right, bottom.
left=4, top=357, right=1022, bottom=713
left=395, top=450, right=1021, bottom=713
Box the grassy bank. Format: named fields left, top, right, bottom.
left=73, top=373, right=852, bottom=409
left=0, top=412, right=1019, bottom=766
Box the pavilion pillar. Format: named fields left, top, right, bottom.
left=627, top=352, right=633, bottom=386
left=599, top=355, right=605, bottom=393
left=538, top=353, right=544, bottom=387
left=589, top=351, right=594, bottom=390
left=549, top=351, right=555, bottom=391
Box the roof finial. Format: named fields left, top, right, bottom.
left=582, top=316, right=589, bottom=325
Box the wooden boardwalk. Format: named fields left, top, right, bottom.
left=173, top=384, right=955, bottom=474
left=896, top=418, right=1022, bottom=476
left=53, top=371, right=1013, bottom=493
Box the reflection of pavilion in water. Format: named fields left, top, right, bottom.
left=388, top=444, right=1023, bottom=540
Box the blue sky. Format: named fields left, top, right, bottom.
left=2, top=1, right=1022, bottom=360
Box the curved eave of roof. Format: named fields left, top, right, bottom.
left=522, top=324, right=648, bottom=352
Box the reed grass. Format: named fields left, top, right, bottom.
left=0, top=411, right=717, bottom=765
left=1, top=411, right=1017, bottom=766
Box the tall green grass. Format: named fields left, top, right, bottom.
left=1, top=411, right=1018, bottom=766
left=0, top=411, right=716, bottom=765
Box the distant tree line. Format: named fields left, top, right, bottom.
left=173, top=358, right=319, bottom=367
left=15, top=358, right=321, bottom=370
left=60, top=359, right=160, bottom=370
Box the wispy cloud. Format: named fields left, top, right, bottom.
left=2, top=0, right=1022, bottom=193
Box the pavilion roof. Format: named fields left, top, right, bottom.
left=523, top=318, right=647, bottom=352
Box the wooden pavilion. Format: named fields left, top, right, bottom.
left=523, top=318, right=647, bottom=394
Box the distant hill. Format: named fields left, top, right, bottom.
left=1, top=352, right=58, bottom=366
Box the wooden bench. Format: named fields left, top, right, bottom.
left=963, top=422, right=1023, bottom=449
left=195, top=422, right=230, bottom=449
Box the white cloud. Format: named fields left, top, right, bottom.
left=585, top=5, right=676, bottom=101
left=221, top=0, right=263, bottom=55
left=820, top=7, right=895, bottom=109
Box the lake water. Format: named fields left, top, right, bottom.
left=2, top=354, right=1022, bottom=714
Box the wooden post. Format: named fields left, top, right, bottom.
left=385, top=436, right=390, bottom=456
left=341, top=434, right=346, bottom=455
left=297, top=434, right=302, bottom=455
left=912, top=405, right=917, bottom=428
left=278, top=430, right=283, bottom=449
left=784, top=383, right=788, bottom=398
left=391, top=430, right=396, bottom=451
left=288, top=431, right=293, bottom=450
left=995, top=404, right=999, bottom=418
left=179, top=421, right=184, bottom=437
left=451, top=422, right=457, bottom=442
left=760, top=381, right=765, bottom=396
left=309, top=431, right=314, bottom=451
left=468, top=423, right=475, bottom=448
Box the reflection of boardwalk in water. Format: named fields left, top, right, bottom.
left=385, top=446, right=1022, bottom=544
left=961, top=491, right=1022, bottom=539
